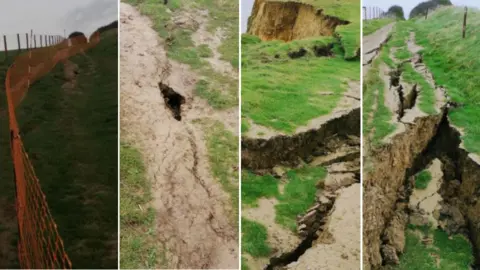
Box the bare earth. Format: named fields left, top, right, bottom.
left=120, top=3, right=238, bottom=269
left=287, top=184, right=361, bottom=269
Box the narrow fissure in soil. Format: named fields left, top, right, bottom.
left=377, top=109, right=480, bottom=268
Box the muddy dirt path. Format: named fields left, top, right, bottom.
left=120, top=3, right=238, bottom=269
left=363, top=23, right=395, bottom=73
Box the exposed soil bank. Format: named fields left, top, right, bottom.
left=242, top=108, right=359, bottom=171
left=248, top=0, right=349, bottom=42
left=363, top=108, right=480, bottom=269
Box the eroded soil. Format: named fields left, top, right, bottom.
left=120, top=3, right=238, bottom=269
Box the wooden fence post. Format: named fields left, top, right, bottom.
left=34, top=35, right=36, bottom=48
left=3, top=35, right=7, bottom=58
left=425, top=8, right=428, bottom=19
left=25, top=33, right=29, bottom=49
left=463, top=7, right=468, bottom=39
left=40, top=35, right=42, bottom=47
left=17, top=34, right=20, bottom=52
left=363, top=7, right=366, bottom=20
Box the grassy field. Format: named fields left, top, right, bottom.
left=123, top=0, right=238, bottom=109
left=397, top=225, right=474, bottom=269
left=0, top=30, right=118, bottom=268
left=411, top=7, right=480, bottom=154
left=242, top=0, right=360, bottom=134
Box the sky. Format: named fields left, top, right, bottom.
left=363, top=0, right=480, bottom=19
left=0, top=0, right=117, bottom=51
left=242, top=0, right=255, bottom=33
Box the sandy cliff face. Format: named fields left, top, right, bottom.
left=247, top=0, right=349, bottom=41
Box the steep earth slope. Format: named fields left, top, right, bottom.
left=363, top=7, right=480, bottom=270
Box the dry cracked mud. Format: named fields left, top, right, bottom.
left=120, top=3, right=238, bottom=269
left=363, top=25, right=480, bottom=269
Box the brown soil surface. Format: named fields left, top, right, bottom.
left=120, top=3, right=238, bottom=269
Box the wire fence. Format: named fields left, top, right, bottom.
left=0, top=32, right=65, bottom=61
left=363, top=6, right=394, bottom=20
left=5, top=31, right=100, bottom=269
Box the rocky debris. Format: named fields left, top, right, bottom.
left=296, top=190, right=336, bottom=237
left=438, top=203, right=466, bottom=234
left=381, top=244, right=400, bottom=265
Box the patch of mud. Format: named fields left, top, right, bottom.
left=248, top=0, right=349, bottom=42
left=120, top=3, right=238, bottom=269
left=61, top=60, right=79, bottom=91
left=363, top=23, right=395, bottom=72
left=409, top=159, right=443, bottom=228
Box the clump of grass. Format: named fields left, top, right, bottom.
left=197, top=44, right=213, bottom=58
left=241, top=171, right=279, bottom=207
left=241, top=218, right=271, bottom=257
left=120, top=143, right=162, bottom=269
left=397, top=226, right=474, bottom=269
left=415, top=170, right=432, bottom=189
left=275, top=166, right=327, bottom=231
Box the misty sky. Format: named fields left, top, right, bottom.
left=242, top=0, right=255, bottom=33
left=363, top=0, right=480, bottom=18
left=0, top=0, right=117, bottom=51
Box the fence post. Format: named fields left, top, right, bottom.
left=463, top=7, right=468, bottom=39
left=3, top=35, right=7, bottom=58
left=363, top=6, right=366, bottom=20
left=34, top=35, right=36, bottom=48
left=25, top=33, right=29, bottom=50
left=17, top=34, right=20, bottom=52
left=425, top=8, right=428, bottom=19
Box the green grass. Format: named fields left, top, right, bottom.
left=415, top=170, right=432, bottom=189
left=397, top=226, right=474, bottom=269
left=241, top=171, right=280, bottom=207
left=120, top=143, right=163, bottom=269
left=195, top=119, right=239, bottom=224
left=123, top=0, right=238, bottom=109
left=0, top=30, right=118, bottom=268
left=241, top=217, right=271, bottom=257
left=402, top=63, right=436, bottom=115
left=197, top=44, right=213, bottom=58
left=363, top=18, right=396, bottom=36
left=410, top=7, right=480, bottom=154
left=242, top=35, right=359, bottom=133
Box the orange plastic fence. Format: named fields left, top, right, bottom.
left=5, top=32, right=100, bottom=269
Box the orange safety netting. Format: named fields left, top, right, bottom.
left=5, top=32, right=100, bottom=269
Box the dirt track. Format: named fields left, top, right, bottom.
left=120, top=3, right=238, bottom=269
